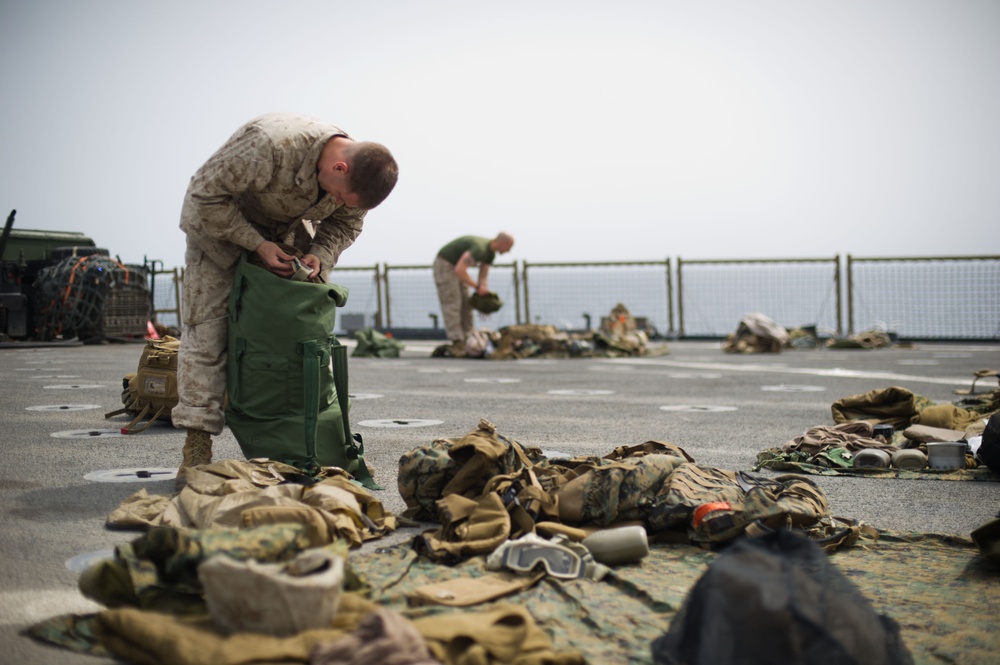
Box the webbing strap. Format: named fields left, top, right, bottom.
left=231, top=337, right=246, bottom=405
left=126, top=405, right=167, bottom=435
left=302, top=339, right=321, bottom=462
left=332, top=341, right=381, bottom=490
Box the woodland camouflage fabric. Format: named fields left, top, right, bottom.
left=757, top=388, right=1000, bottom=479
left=32, top=530, right=998, bottom=664
left=754, top=449, right=1000, bottom=481
left=322, top=532, right=1000, bottom=665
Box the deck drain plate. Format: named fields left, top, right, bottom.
left=659, top=405, right=738, bottom=413
left=27, top=404, right=102, bottom=412
left=665, top=372, right=723, bottom=379
left=66, top=549, right=116, bottom=573
left=548, top=389, right=614, bottom=396
left=358, top=419, right=443, bottom=428
left=51, top=429, right=125, bottom=439
left=44, top=384, right=103, bottom=390
left=896, top=359, right=939, bottom=366
left=84, top=468, right=178, bottom=483
left=760, top=385, right=827, bottom=392
left=348, top=393, right=383, bottom=400
left=417, top=368, right=467, bottom=374
left=465, top=377, right=522, bottom=384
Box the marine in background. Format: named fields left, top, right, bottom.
left=432, top=233, right=514, bottom=357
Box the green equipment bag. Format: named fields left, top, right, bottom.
left=225, top=254, right=379, bottom=489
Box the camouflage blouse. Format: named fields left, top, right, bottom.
left=180, top=112, right=366, bottom=271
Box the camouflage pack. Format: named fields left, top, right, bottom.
left=397, top=419, right=544, bottom=521
left=105, top=336, right=180, bottom=434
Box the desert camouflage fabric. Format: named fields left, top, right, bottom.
left=440, top=303, right=668, bottom=360
left=826, top=329, right=896, bottom=349
left=105, top=459, right=397, bottom=548
left=180, top=112, right=365, bottom=273
left=722, top=312, right=789, bottom=354
left=481, top=322, right=667, bottom=360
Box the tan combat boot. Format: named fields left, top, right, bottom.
left=175, top=428, right=213, bottom=489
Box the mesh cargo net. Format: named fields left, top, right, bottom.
left=34, top=254, right=150, bottom=342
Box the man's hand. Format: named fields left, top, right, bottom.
left=300, top=254, right=322, bottom=279
left=254, top=241, right=296, bottom=277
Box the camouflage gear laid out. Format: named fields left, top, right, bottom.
left=782, top=421, right=899, bottom=456
left=105, top=459, right=397, bottom=548
left=399, top=420, right=859, bottom=561
left=484, top=322, right=665, bottom=360
left=397, top=418, right=546, bottom=522
left=357, top=531, right=997, bottom=665
left=31, top=530, right=1000, bottom=665
left=753, top=447, right=1000, bottom=481
left=826, top=329, right=896, bottom=349
left=830, top=386, right=936, bottom=430
left=77, top=523, right=318, bottom=613
left=755, top=389, right=1000, bottom=479
left=431, top=303, right=668, bottom=360
left=721, top=312, right=789, bottom=354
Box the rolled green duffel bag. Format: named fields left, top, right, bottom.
left=225, top=253, right=378, bottom=489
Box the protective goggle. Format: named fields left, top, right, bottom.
left=500, top=540, right=584, bottom=579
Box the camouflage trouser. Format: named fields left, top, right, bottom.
left=433, top=255, right=472, bottom=343
left=173, top=243, right=236, bottom=435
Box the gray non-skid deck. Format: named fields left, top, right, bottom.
left=1, top=338, right=998, bottom=664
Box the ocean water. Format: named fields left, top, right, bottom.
left=152, top=257, right=1000, bottom=340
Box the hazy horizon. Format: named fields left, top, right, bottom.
left=2, top=0, right=998, bottom=271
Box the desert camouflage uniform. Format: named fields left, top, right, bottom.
left=174, top=113, right=366, bottom=434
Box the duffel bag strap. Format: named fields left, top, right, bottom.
left=302, top=339, right=322, bottom=465
left=332, top=341, right=381, bottom=490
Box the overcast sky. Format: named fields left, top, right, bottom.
left=1, top=0, right=998, bottom=271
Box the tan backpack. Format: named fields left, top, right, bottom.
left=105, top=336, right=180, bottom=434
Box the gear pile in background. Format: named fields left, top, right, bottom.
left=33, top=254, right=150, bottom=342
